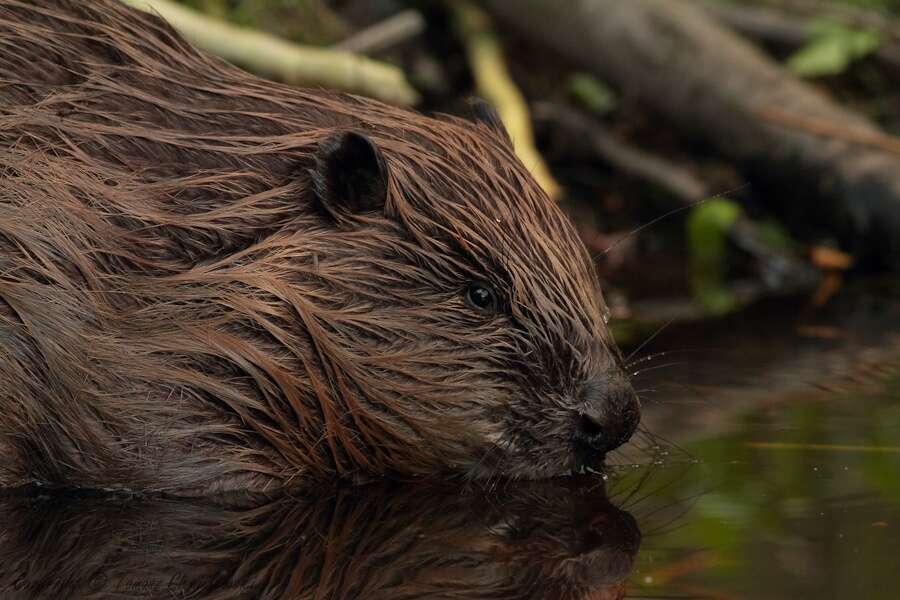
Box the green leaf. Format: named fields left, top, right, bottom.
left=567, top=73, right=617, bottom=115
left=687, top=198, right=742, bottom=315
left=756, top=219, right=793, bottom=253
left=787, top=19, right=881, bottom=78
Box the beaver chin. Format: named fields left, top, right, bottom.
left=461, top=430, right=610, bottom=481
left=463, top=443, right=598, bottom=481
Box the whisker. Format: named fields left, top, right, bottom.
left=623, top=318, right=674, bottom=365
left=638, top=492, right=708, bottom=537
left=593, top=181, right=750, bottom=262
left=626, top=347, right=720, bottom=371
left=631, top=361, right=685, bottom=378
left=636, top=428, right=695, bottom=462
left=600, top=201, right=707, bottom=258
left=625, top=350, right=673, bottom=370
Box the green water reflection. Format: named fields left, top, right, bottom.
left=626, top=373, right=900, bottom=600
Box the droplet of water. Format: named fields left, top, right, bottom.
left=601, top=307, right=611, bottom=324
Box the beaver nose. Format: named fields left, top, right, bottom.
left=574, top=376, right=640, bottom=455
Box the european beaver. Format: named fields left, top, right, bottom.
left=0, top=0, right=639, bottom=493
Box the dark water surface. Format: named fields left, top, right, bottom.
left=622, top=374, right=900, bottom=600
left=2, top=283, right=898, bottom=599
left=621, top=280, right=900, bottom=600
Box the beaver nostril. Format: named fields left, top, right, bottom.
left=576, top=412, right=606, bottom=451
left=574, top=375, right=642, bottom=458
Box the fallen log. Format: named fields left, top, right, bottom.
left=484, top=0, right=900, bottom=270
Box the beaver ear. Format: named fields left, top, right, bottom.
left=468, top=98, right=511, bottom=145
left=311, top=131, right=387, bottom=216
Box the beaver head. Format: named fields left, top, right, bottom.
left=0, top=0, right=638, bottom=490
left=298, top=112, right=641, bottom=479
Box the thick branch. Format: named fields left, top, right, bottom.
left=534, top=102, right=709, bottom=203
left=122, top=0, right=420, bottom=106
left=484, top=0, right=900, bottom=269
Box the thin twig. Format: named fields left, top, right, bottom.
left=334, top=10, right=426, bottom=54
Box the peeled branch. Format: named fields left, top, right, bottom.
left=450, top=1, right=561, bottom=200
left=121, top=0, right=420, bottom=106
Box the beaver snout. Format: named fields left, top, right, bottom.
left=574, top=376, right=640, bottom=458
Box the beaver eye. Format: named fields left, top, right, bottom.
left=465, top=281, right=499, bottom=313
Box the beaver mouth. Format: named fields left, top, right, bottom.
left=571, top=437, right=608, bottom=476
left=570, top=412, right=616, bottom=474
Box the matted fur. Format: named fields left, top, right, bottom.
left=0, top=0, right=637, bottom=493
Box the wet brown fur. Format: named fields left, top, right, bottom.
left=0, top=0, right=635, bottom=493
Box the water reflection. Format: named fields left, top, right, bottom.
left=0, top=479, right=639, bottom=599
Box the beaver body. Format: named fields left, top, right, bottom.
left=0, top=0, right=638, bottom=493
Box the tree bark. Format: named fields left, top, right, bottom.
left=484, top=0, right=900, bottom=269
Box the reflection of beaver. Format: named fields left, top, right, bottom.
left=0, top=481, right=639, bottom=599
left=0, top=0, right=639, bottom=493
